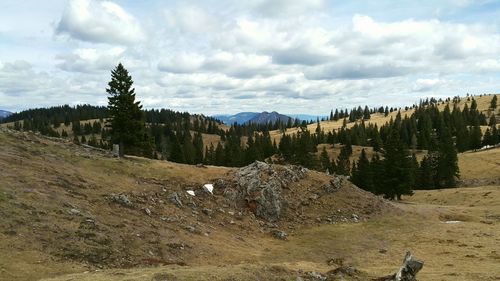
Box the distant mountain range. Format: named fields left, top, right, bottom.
left=213, top=112, right=259, bottom=125
left=214, top=111, right=292, bottom=125
left=213, top=112, right=327, bottom=125
left=0, top=110, right=12, bottom=120
left=247, top=111, right=292, bottom=125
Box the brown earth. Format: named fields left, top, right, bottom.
left=0, top=129, right=397, bottom=281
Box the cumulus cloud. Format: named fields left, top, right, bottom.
left=2, top=1, right=500, bottom=114
left=56, top=47, right=126, bottom=73
left=56, top=0, right=144, bottom=44
left=0, top=59, right=107, bottom=112
left=250, top=0, right=325, bottom=17
left=412, top=78, right=450, bottom=92
left=164, top=5, right=220, bottom=34
left=158, top=52, right=273, bottom=78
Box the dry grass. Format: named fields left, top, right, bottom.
left=458, top=146, right=500, bottom=183
left=1, top=128, right=499, bottom=281
left=269, top=94, right=499, bottom=144
left=41, top=185, right=500, bottom=281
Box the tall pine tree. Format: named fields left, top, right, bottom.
left=107, top=63, right=151, bottom=157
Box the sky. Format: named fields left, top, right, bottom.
left=0, top=0, right=499, bottom=115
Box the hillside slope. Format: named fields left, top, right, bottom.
left=0, top=129, right=396, bottom=281
left=270, top=94, right=499, bottom=143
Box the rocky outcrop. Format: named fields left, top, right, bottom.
left=223, top=161, right=307, bottom=222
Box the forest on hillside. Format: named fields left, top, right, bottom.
left=2, top=94, right=499, bottom=199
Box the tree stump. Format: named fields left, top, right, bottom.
left=374, top=251, right=423, bottom=281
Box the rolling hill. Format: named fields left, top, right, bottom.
left=0, top=127, right=499, bottom=281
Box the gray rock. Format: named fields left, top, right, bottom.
left=271, top=230, right=288, bottom=240
left=307, top=271, right=326, bottom=280
left=184, top=225, right=201, bottom=234
left=160, top=216, right=177, bottom=222
left=202, top=208, right=213, bottom=216
left=108, top=193, right=133, bottom=208
left=224, top=161, right=307, bottom=222
left=324, top=176, right=346, bottom=193
left=68, top=208, right=81, bottom=215
left=169, top=192, right=182, bottom=208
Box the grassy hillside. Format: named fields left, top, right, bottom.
left=270, top=94, right=499, bottom=143
left=0, top=128, right=499, bottom=281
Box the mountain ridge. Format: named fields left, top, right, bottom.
left=0, top=110, right=12, bottom=120
left=213, top=111, right=294, bottom=125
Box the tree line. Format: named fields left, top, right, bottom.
left=4, top=63, right=499, bottom=199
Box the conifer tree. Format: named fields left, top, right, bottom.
left=215, top=142, right=225, bottom=166
left=351, top=148, right=372, bottom=191
left=370, top=153, right=384, bottom=194
left=319, top=146, right=331, bottom=173
left=382, top=128, right=413, bottom=199
left=335, top=144, right=351, bottom=176
left=490, top=95, right=497, bottom=109
left=436, top=126, right=459, bottom=187
left=106, top=63, right=151, bottom=157
left=169, top=135, right=185, bottom=163
left=363, top=106, right=371, bottom=120
left=470, top=124, right=483, bottom=149
left=192, top=131, right=204, bottom=164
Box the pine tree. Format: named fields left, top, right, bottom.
left=363, top=106, right=371, bottom=120
left=106, top=63, right=151, bottom=157
left=417, top=155, right=434, bottom=189
left=192, top=131, right=204, bottom=164
left=470, top=125, right=482, bottom=150
left=319, top=146, right=331, bottom=173
left=169, top=134, right=185, bottom=163
left=335, top=144, right=351, bottom=176
left=215, top=142, right=225, bottom=166
left=490, top=95, right=497, bottom=109
left=382, top=128, right=413, bottom=199
left=182, top=131, right=195, bottom=164
left=370, top=153, right=384, bottom=195
left=482, top=128, right=494, bottom=146
left=370, top=130, right=383, bottom=152
left=436, top=126, right=459, bottom=187
left=351, top=148, right=372, bottom=191
left=488, top=115, right=497, bottom=127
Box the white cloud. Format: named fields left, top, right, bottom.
left=2, top=1, right=500, bottom=114
left=56, top=0, right=144, bottom=44
left=158, top=53, right=206, bottom=74
left=56, top=47, right=126, bottom=73
left=250, top=0, right=326, bottom=17
left=158, top=51, right=273, bottom=78
left=412, top=78, right=450, bottom=92
left=164, top=5, right=219, bottom=34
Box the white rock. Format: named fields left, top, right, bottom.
left=203, top=184, right=214, bottom=194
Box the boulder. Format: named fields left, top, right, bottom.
left=224, top=161, right=307, bottom=222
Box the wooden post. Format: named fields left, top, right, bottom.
left=112, top=144, right=120, bottom=157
